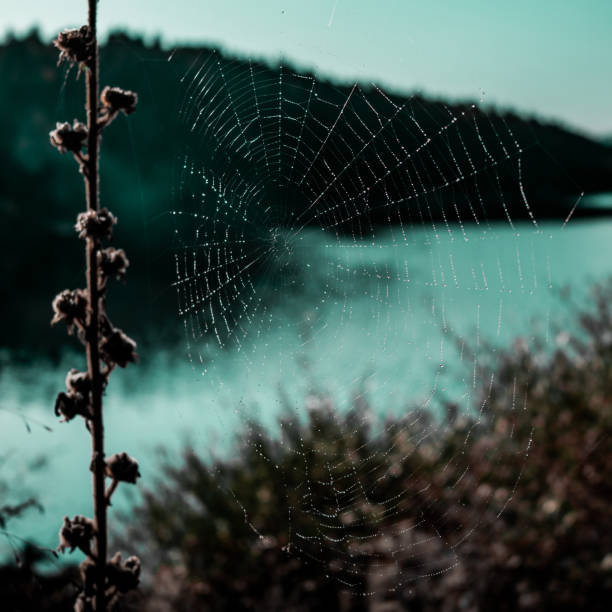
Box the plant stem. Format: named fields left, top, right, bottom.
left=84, top=0, right=107, bottom=608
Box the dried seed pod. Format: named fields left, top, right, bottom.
left=101, top=86, right=138, bottom=115
left=98, top=247, right=129, bottom=289
left=75, top=207, right=117, bottom=241
left=100, top=328, right=138, bottom=368
left=66, top=369, right=91, bottom=396
left=73, top=593, right=94, bottom=612
left=79, top=557, right=96, bottom=596
left=53, top=26, right=92, bottom=66
left=106, top=552, right=141, bottom=593
left=55, top=391, right=90, bottom=422
left=49, top=120, right=88, bottom=154
left=51, top=289, right=88, bottom=333
left=105, top=452, right=140, bottom=484
left=58, top=515, right=95, bottom=554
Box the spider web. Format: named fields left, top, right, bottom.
left=168, top=50, right=551, bottom=597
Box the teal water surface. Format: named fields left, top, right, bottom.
left=2, top=217, right=611, bottom=560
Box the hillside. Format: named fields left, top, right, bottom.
left=1, top=31, right=611, bottom=351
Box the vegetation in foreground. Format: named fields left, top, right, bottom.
left=132, top=282, right=611, bottom=611
left=46, top=1, right=142, bottom=610
left=2, top=283, right=611, bottom=611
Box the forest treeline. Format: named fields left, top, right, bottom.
left=1, top=31, right=611, bottom=352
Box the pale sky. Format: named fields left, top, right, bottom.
left=2, top=0, right=611, bottom=138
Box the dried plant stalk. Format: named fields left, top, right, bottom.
left=50, top=1, right=141, bottom=610
left=84, top=1, right=106, bottom=604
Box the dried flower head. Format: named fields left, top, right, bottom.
left=51, top=289, right=88, bottom=332
left=58, top=515, right=95, bottom=554
left=105, top=452, right=140, bottom=484
left=74, top=593, right=95, bottom=612
left=53, top=26, right=92, bottom=67
left=75, top=207, right=117, bottom=241
left=55, top=391, right=90, bottom=422
left=101, top=86, right=138, bottom=115
left=100, top=328, right=138, bottom=367
left=107, top=552, right=141, bottom=593
left=66, top=369, right=91, bottom=396
left=98, top=247, right=129, bottom=288
left=79, top=557, right=96, bottom=596
left=50, top=120, right=88, bottom=154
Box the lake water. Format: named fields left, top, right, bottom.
left=2, top=217, right=612, bottom=560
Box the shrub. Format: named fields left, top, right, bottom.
left=126, top=282, right=612, bottom=611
